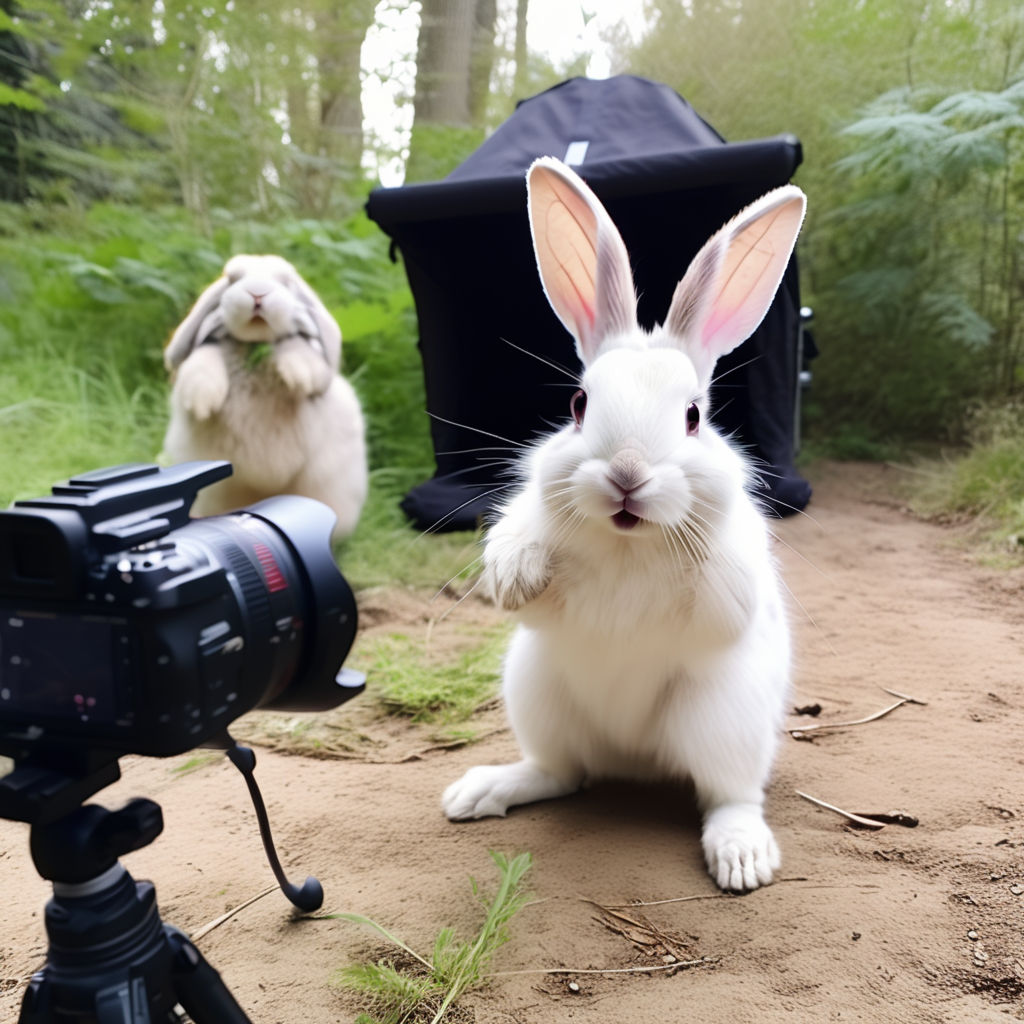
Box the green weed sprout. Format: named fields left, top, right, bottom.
left=331, top=851, right=533, bottom=1024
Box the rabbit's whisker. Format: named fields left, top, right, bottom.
left=430, top=554, right=485, bottom=605
left=766, top=528, right=831, bottom=581
left=499, top=335, right=582, bottom=384
left=427, top=412, right=527, bottom=449
left=708, top=353, right=764, bottom=387
left=659, top=524, right=690, bottom=578
left=777, top=575, right=837, bottom=655
left=432, top=572, right=488, bottom=625
left=435, top=445, right=523, bottom=457
left=418, top=484, right=512, bottom=537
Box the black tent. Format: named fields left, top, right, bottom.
left=366, top=75, right=811, bottom=531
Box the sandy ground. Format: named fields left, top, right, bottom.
left=2, top=461, right=1024, bottom=1023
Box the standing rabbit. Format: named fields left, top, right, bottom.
left=161, top=254, right=367, bottom=539
left=442, top=158, right=806, bottom=892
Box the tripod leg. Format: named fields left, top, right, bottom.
left=19, top=968, right=179, bottom=1024
left=165, top=927, right=254, bottom=1024
left=94, top=979, right=153, bottom=1024
left=18, top=971, right=51, bottom=1024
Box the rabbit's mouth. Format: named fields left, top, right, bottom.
left=611, top=509, right=642, bottom=530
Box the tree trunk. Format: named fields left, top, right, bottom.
left=314, top=0, right=377, bottom=208
left=285, top=0, right=377, bottom=216
left=406, top=0, right=496, bottom=182
left=512, top=0, right=529, bottom=100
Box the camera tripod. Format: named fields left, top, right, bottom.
left=8, top=744, right=325, bottom=1023
left=18, top=795, right=252, bottom=1024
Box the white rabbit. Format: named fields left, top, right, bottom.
left=442, top=158, right=806, bottom=892
left=161, top=254, right=367, bottom=539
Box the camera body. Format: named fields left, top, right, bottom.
left=0, top=461, right=361, bottom=769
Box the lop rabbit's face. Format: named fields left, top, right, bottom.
left=219, top=254, right=302, bottom=343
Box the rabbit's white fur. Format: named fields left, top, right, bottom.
left=442, top=158, right=807, bottom=892
left=161, top=254, right=367, bottom=538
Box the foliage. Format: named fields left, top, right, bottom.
left=360, top=623, right=508, bottom=724
left=2, top=0, right=374, bottom=218
left=909, top=400, right=1024, bottom=552
left=333, top=851, right=533, bottom=1024
left=809, top=78, right=1024, bottom=440
left=626, top=0, right=1024, bottom=445
left=0, top=199, right=428, bottom=507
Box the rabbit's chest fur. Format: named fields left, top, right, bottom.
left=184, top=343, right=323, bottom=483
left=511, top=505, right=784, bottom=759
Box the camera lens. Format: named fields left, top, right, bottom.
left=174, top=495, right=359, bottom=716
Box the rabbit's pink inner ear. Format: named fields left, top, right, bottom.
left=529, top=164, right=601, bottom=358
left=700, top=195, right=805, bottom=359
left=539, top=199, right=597, bottom=331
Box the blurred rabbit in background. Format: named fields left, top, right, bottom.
left=161, top=254, right=367, bottom=539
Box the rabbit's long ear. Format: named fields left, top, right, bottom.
left=527, top=157, right=638, bottom=367
left=665, top=185, right=806, bottom=385
left=284, top=265, right=342, bottom=369
left=164, top=275, right=229, bottom=370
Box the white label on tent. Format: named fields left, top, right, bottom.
left=564, top=140, right=590, bottom=165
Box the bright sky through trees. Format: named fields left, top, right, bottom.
left=360, top=0, right=648, bottom=184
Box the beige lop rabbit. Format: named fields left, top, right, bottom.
left=161, top=254, right=367, bottom=539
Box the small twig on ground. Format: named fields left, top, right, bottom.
left=851, top=810, right=919, bottom=827
left=396, top=726, right=508, bottom=763
left=599, top=877, right=810, bottom=908
left=879, top=687, right=928, bottom=705
left=490, top=959, right=717, bottom=978
left=191, top=885, right=278, bottom=942
left=581, top=899, right=695, bottom=965
left=598, top=893, right=728, bottom=909
left=796, top=790, right=888, bottom=829
left=789, top=697, right=914, bottom=738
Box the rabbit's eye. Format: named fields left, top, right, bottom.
left=570, top=389, right=587, bottom=427
left=686, top=402, right=700, bottom=436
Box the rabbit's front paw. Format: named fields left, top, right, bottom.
left=177, top=359, right=229, bottom=420
left=483, top=539, right=551, bottom=611
left=442, top=761, right=579, bottom=820
left=273, top=343, right=331, bottom=396
left=702, top=803, right=780, bottom=892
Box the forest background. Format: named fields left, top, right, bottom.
left=2, top=0, right=1024, bottom=574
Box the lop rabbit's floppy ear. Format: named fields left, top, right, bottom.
left=665, top=185, right=806, bottom=385
left=284, top=266, right=342, bottom=370
left=164, top=274, right=229, bottom=370
left=527, top=157, right=638, bottom=366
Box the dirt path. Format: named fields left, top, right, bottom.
left=2, top=461, right=1023, bottom=1023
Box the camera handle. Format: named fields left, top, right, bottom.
left=19, top=798, right=253, bottom=1024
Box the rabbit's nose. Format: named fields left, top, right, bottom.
left=607, top=447, right=651, bottom=495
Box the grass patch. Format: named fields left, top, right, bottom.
left=905, top=400, right=1024, bottom=560
left=357, top=623, right=509, bottom=725
left=336, top=470, right=484, bottom=592
left=170, top=752, right=223, bottom=776
left=332, top=851, right=533, bottom=1024
left=798, top=425, right=905, bottom=464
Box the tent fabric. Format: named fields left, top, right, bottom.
left=366, top=75, right=811, bottom=531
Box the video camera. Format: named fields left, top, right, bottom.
left=0, top=460, right=361, bottom=813
left=0, top=462, right=365, bottom=1022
